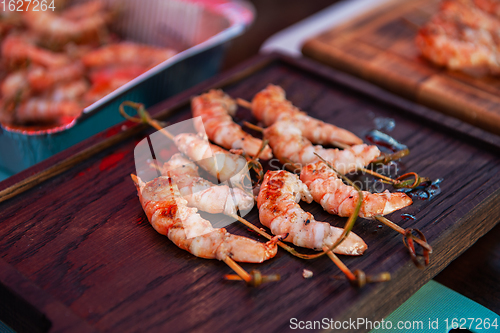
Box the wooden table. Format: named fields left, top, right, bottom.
left=1, top=53, right=499, bottom=332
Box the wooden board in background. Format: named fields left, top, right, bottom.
left=1, top=54, right=500, bottom=333
left=302, top=0, right=500, bottom=136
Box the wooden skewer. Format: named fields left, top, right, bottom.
left=230, top=212, right=376, bottom=286
left=375, top=216, right=432, bottom=253
left=236, top=98, right=252, bottom=109
left=122, top=101, right=389, bottom=284
left=222, top=256, right=252, bottom=283
left=242, top=118, right=418, bottom=187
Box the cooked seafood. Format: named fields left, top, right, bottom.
left=28, top=62, right=85, bottom=92
left=49, top=80, right=89, bottom=102
left=174, top=133, right=250, bottom=184
left=132, top=174, right=278, bottom=263
left=192, top=90, right=273, bottom=159
left=22, top=1, right=112, bottom=45
left=257, top=170, right=367, bottom=255
left=161, top=153, right=254, bottom=215
left=82, top=42, right=176, bottom=69
left=84, top=66, right=148, bottom=104
left=16, top=98, right=81, bottom=123
left=0, top=2, right=177, bottom=127
left=1, top=34, right=70, bottom=68
left=265, top=120, right=380, bottom=174
left=416, top=0, right=500, bottom=76
left=1, top=70, right=29, bottom=102
left=301, top=161, right=412, bottom=218
left=250, top=84, right=363, bottom=146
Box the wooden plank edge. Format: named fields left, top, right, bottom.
left=312, top=0, right=428, bottom=43
left=328, top=186, right=500, bottom=333
left=302, top=36, right=500, bottom=137
left=287, top=51, right=500, bottom=149
left=0, top=258, right=97, bottom=333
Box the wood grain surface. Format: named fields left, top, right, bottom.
left=302, top=0, right=500, bottom=136
left=1, top=54, right=500, bottom=333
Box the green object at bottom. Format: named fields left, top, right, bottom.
left=369, top=280, right=499, bottom=333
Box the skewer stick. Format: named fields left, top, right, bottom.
left=232, top=211, right=383, bottom=287
left=120, top=101, right=267, bottom=186
left=123, top=102, right=281, bottom=286
left=362, top=169, right=430, bottom=189
left=374, top=215, right=432, bottom=268
left=315, top=153, right=390, bottom=285
left=236, top=98, right=252, bottom=110
left=242, top=121, right=350, bottom=150
left=324, top=248, right=391, bottom=287
left=223, top=256, right=280, bottom=286
left=122, top=101, right=386, bottom=285
left=315, top=152, right=432, bottom=268
left=242, top=120, right=425, bottom=189
left=222, top=256, right=252, bottom=283
left=120, top=101, right=174, bottom=140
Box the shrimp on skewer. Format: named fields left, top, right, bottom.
left=265, top=120, right=380, bottom=174
left=120, top=101, right=264, bottom=185
left=192, top=90, right=273, bottom=160
left=257, top=170, right=367, bottom=255
left=162, top=155, right=388, bottom=286
left=132, top=174, right=280, bottom=286
left=161, top=153, right=254, bottom=215
left=313, top=154, right=432, bottom=268
left=245, top=84, right=363, bottom=146
left=301, top=161, right=413, bottom=218
left=173, top=133, right=251, bottom=184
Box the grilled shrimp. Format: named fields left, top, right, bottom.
left=416, top=0, right=500, bottom=75
left=83, top=66, right=147, bottom=104
left=49, top=80, right=89, bottom=102
left=192, top=90, right=273, bottom=159
left=473, top=0, right=500, bottom=17
left=28, top=62, right=85, bottom=92
left=22, top=2, right=112, bottom=45
left=1, top=35, right=69, bottom=68
left=251, top=84, right=363, bottom=146
left=257, top=170, right=367, bottom=255
left=82, top=42, right=176, bottom=69
left=61, top=1, right=105, bottom=20
left=301, top=161, right=412, bottom=218
left=265, top=120, right=380, bottom=174
left=16, top=98, right=81, bottom=123
left=174, top=133, right=249, bottom=183
left=1, top=70, right=30, bottom=102
left=161, top=153, right=254, bottom=215
left=133, top=175, right=277, bottom=263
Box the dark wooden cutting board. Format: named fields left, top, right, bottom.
left=1, top=53, right=500, bottom=333
left=302, top=0, right=500, bottom=136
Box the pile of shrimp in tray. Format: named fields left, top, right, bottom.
left=0, top=1, right=176, bottom=129
left=121, top=84, right=435, bottom=288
